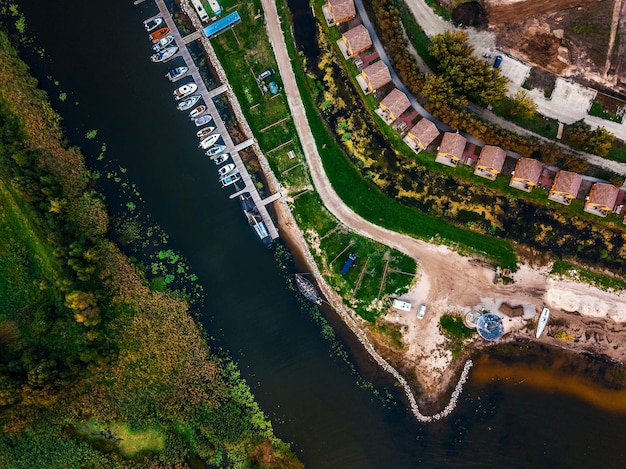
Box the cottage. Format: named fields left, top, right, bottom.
left=361, top=60, right=392, bottom=92
left=435, top=132, right=467, bottom=167
left=341, top=25, right=372, bottom=58
left=509, top=158, right=543, bottom=192
left=327, top=0, right=356, bottom=24
left=474, top=145, right=506, bottom=180
left=378, top=88, right=411, bottom=122
left=584, top=182, right=618, bottom=217
left=406, top=118, right=439, bottom=151
left=548, top=170, right=582, bottom=205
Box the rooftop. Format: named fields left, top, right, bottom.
left=328, top=0, right=356, bottom=22
left=551, top=170, right=582, bottom=196
left=362, top=60, right=392, bottom=90
left=513, top=158, right=543, bottom=183
left=437, top=132, right=467, bottom=157
left=477, top=145, right=506, bottom=171
left=379, top=88, right=411, bottom=119
left=408, top=118, right=440, bottom=148
left=342, top=24, right=372, bottom=55
left=589, top=183, right=619, bottom=208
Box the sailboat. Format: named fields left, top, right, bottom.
left=295, top=273, right=322, bottom=305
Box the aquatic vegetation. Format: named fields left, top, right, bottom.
left=85, top=129, right=97, bottom=139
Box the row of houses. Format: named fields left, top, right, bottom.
left=324, top=0, right=623, bottom=219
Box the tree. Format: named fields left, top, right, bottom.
left=564, top=119, right=591, bottom=147
left=584, top=126, right=614, bottom=156
left=503, top=91, right=536, bottom=120
left=538, top=143, right=563, bottom=166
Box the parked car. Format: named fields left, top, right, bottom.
left=493, top=55, right=503, bottom=69
left=416, top=304, right=427, bottom=320
left=256, top=68, right=275, bottom=83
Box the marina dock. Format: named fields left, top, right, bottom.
left=151, top=0, right=281, bottom=240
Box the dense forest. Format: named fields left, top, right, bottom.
left=0, top=27, right=300, bottom=468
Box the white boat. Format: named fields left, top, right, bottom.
left=194, top=114, right=213, bottom=126
left=152, top=35, right=174, bottom=51
left=220, top=172, right=241, bottom=187
left=536, top=307, right=550, bottom=338
left=165, top=66, right=188, bottom=82
left=196, top=126, right=216, bottom=139
left=295, top=274, right=322, bottom=304
left=218, top=163, right=236, bottom=177
left=177, top=95, right=200, bottom=111
left=212, top=153, right=230, bottom=165
left=205, top=145, right=226, bottom=157
left=189, top=105, right=207, bottom=118
left=173, top=83, right=198, bottom=100
left=199, top=133, right=220, bottom=149
left=150, top=46, right=178, bottom=63
left=144, top=17, right=163, bottom=32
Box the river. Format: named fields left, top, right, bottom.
left=12, top=0, right=626, bottom=467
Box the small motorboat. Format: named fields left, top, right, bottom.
left=194, top=114, right=213, bottom=126
left=205, top=145, right=226, bottom=157
left=165, top=66, right=189, bottom=82
left=153, top=35, right=175, bottom=52
left=536, top=307, right=550, bottom=339
left=173, top=82, right=198, bottom=100
left=199, top=133, right=221, bottom=149
left=196, top=126, right=216, bottom=139
left=150, top=27, right=170, bottom=42
left=220, top=172, right=241, bottom=187
left=151, top=46, right=178, bottom=63
left=295, top=273, right=322, bottom=305
left=189, top=105, right=207, bottom=118
left=177, top=95, right=200, bottom=111
left=144, top=17, right=163, bottom=32
left=212, top=153, right=230, bottom=165
left=218, top=163, right=236, bottom=177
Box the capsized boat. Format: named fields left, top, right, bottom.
left=295, top=273, right=322, bottom=305
left=177, top=95, right=200, bottom=111
left=220, top=172, right=241, bottom=187
left=212, top=153, right=230, bottom=165
left=189, top=105, right=207, bottom=118
left=150, top=46, right=178, bottom=63
left=173, top=82, right=197, bottom=100
left=196, top=126, right=216, bottom=139
left=205, top=144, right=226, bottom=157
left=165, top=66, right=188, bottom=82
left=199, top=133, right=220, bottom=149
left=536, top=307, right=550, bottom=338
left=218, top=163, right=236, bottom=177
left=144, top=17, right=163, bottom=32
left=194, top=114, right=213, bottom=126
left=153, top=35, right=175, bottom=51
left=150, top=27, right=170, bottom=42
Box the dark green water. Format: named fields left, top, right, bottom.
left=11, top=0, right=626, bottom=467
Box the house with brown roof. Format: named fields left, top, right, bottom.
left=548, top=170, right=582, bottom=205
left=474, top=145, right=506, bottom=180
left=327, top=0, right=356, bottom=24
left=341, top=25, right=372, bottom=58
left=509, top=158, right=543, bottom=192
left=378, top=88, right=411, bottom=122
left=584, top=183, right=618, bottom=217
left=406, top=118, right=439, bottom=152
left=361, top=60, right=392, bottom=93
left=435, top=132, right=467, bottom=167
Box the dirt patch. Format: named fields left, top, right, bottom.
left=451, top=2, right=488, bottom=27
left=485, top=0, right=604, bottom=24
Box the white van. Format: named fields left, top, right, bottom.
left=416, top=304, right=426, bottom=320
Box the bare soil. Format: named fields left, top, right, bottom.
left=485, top=0, right=604, bottom=24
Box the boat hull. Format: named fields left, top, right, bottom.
left=536, top=308, right=550, bottom=338
left=150, top=27, right=170, bottom=42
left=199, top=133, right=220, bottom=149
left=295, top=274, right=322, bottom=305
left=205, top=144, right=226, bottom=157
left=196, top=127, right=216, bottom=139
left=177, top=95, right=200, bottom=111
left=189, top=105, right=207, bottom=118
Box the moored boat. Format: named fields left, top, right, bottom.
left=150, top=46, right=178, bottom=63
left=165, top=66, right=188, bottom=82
left=205, top=144, right=226, bottom=157
left=150, top=27, right=170, bottom=42
left=196, top=126, right=216, bottom=139
left=220, top=172, right=241, bottom=187
left=189, top=105, right=207, bottom=118
left=194, top=114, right=213, bottom=126
left=211, top=153, right=230, bottom=165
left=295, top=274, right=322, bottom=305
left=153, top=35, right=175, bottom=51
left=536, top=307, right=550, bottom=338
left=199, top=133, right=220, bottom=149
left=218, top=163, right=236, bottom=177
left=177, top=95, right=200, bottom=111
left=144, top=17, right=163, bottom=32
left=173, top=82, right=198, bottom=100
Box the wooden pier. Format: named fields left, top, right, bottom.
left=152, top=0, right=281, bottom=240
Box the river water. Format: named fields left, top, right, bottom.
left=12, top=0, right=626, bottom=467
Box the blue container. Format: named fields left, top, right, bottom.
left=340, top=253, right=357, bottom=275
left=269, top=81, right=279, bottom=94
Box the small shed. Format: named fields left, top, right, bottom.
left=407, top=118, right=440, bottom=151
left=435, top=132, right=467, bottom=167
left=392, top=300, right=412, bottom=312
left=548, top=170, right=582, bottom=205
left=585, top=182, right=619, bottom=217
left=361, top=60, right=392, bottom=92
left=475, top=145, right=506, bottom=180
left=378, top=88, right=411, bottom=122
left=342, top=24, right=372, bottom=57
left=510, top=158, right=543, bottom=192
left=327, top=0, right=356, bottom=24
